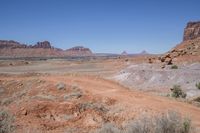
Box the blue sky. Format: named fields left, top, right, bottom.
left=0, top=0, right=200, bottom=54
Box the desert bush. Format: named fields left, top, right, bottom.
left=1, top=98, right=13, bottom=106
left=34, top=94, right=56, bottom=100
left=0, top=109, right=15, bottom=133
left=126, top=115, right=154, bottom=133
left=154, top=111, right=192, bottom=133
left=171, top=65, right=178, bottom=69
left=63, top=92, right=82, bottom=100
left=79, top=102, right=108, bottom=113
left=195, top=82, right=200, bottom=90
left=94, top=111, right=194, bottom=133
left=95, top=123, right=121, bottom=133
left=171, top=85, right=187, bottom=98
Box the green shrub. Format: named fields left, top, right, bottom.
left=171, top=65, right=178, bottom=69
left=171, top=85, right=187, bottom=98
left=195, top=82, right=200, bottom=90
left=0, top=109, right=15, bottom=133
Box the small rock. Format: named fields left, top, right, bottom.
left=21, top=108, right=27, bottom=115
left=165, top=57, right=172, bottom=65
left=56, top=82, right=66, bottom=90
left=161, top=64, right=165, bottom=69
left=148, top=58, right=153, bottom=63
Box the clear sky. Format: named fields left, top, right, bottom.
left=0, top=0, right=200, bottom=54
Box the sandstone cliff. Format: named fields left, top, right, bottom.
left=159, top=21, right=200, bottom=64
left=0, top=40, right=93, bottom=57
left=183, top=21, right=200, bottom=41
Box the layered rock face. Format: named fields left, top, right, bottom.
left=183, top=21, right=200, bottom=41
left=0, top=40, right=93, bottom=57
left=159, top=21, right=200, bottom=64
left=65, top=46, right=93, bottom=56
left=0, top=40, right=61, bottom=57
left=31, top=41, right=52, bottom=48
left=0, top=40, right=27, bottom=49
left=0, top=40, right=52, bottom=49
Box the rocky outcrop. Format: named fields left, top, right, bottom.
left=31, top=41, right=52, bottom=48
left=65, top=46, right=93, bottom=56
left=121, top=51, right=128, bottom=56
left=0, top=40, right=27, bottom=49
left=0, top=40, right=63, bottom=57
left=140, top=50, right=148, bottom=55
left=158, top=21, right=200, bottom=65
left=183, top=21, right=200, bottom=41
left=0, top=40, right=52, bottom=49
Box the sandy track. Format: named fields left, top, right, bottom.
left=1, top=74, right=200, bottom=132
left=39, top=75, right=200, bottom=128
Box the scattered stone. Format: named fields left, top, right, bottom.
left=21, top=109, right=27, bottom=115
left=148, top=58, right=153, bottom=64
left=161, top=64, right=165, bottom=69
left=165, top=57, right=172, bottom=65
left=56, top=82, right=66, bottom=90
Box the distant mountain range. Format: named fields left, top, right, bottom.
left=0, top=40, right=93, bottom=57
left=1, top=21, right=199, bottom=59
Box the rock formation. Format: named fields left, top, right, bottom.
left=0, top=40, right=53, bottom=49
left=31, top=41, right=52, bottom=48
left=158, top=21, right=200, bottom=65
left=0, top=40, right=93, bottom=57
left=140, top=50, right=148, bottom=55
left=183, top=21, right=200, bottom=41
left=65, top=46, right=93, bottom=56
left=121, top=51, right=128, bottom=56
left=0, top=40, right=27, bottom=49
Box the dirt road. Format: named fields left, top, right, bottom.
left=38, top=75, right=200, bottom=128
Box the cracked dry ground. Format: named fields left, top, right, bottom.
left=1, top=74, right=200, bottom=133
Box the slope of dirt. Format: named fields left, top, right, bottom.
left=112, top=63, right=200, bottom=97
left=1, top=74, right=200, bottom=132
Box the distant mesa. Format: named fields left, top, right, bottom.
left=121, top=51, right=128, bottom=55
left=140, top=50, right=148, bottom=55
left=0, top=40, right=53, bottom=49
left=0, top=40, right=93, bottom=57
left=31, top=41, right=52, bottom=48
left=65, top=46, right=93, bottom=56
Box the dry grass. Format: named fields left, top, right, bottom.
left=94, top=111, right=195, bottom=133
left=0, top=109, right=15, bottom=133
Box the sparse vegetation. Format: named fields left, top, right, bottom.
left=0, top=109, right=15, bottom=133
left=171, top=65, right=178, bottom=69
left=154, top=111, right=192, bottom=133
left=95, top=123, right=121, bottom=133
left=1, top=98, right=13, bottom=106
left=126, top=115, right=154, bottom=133
left=195, top=82, right=200, bottom=90
left=56, top=82, right=66, bottom=90
left=63, top=92, right=82, bottom=100
left=171, top=85, right=187, bottom=98
left=95, top=111, right=195, bottom=133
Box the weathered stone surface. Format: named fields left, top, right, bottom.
left=159, top=21, right=200, bottom=64
left=183, top=21, right=200, bottom=41
left=0, top=40, right=27, bottom=49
